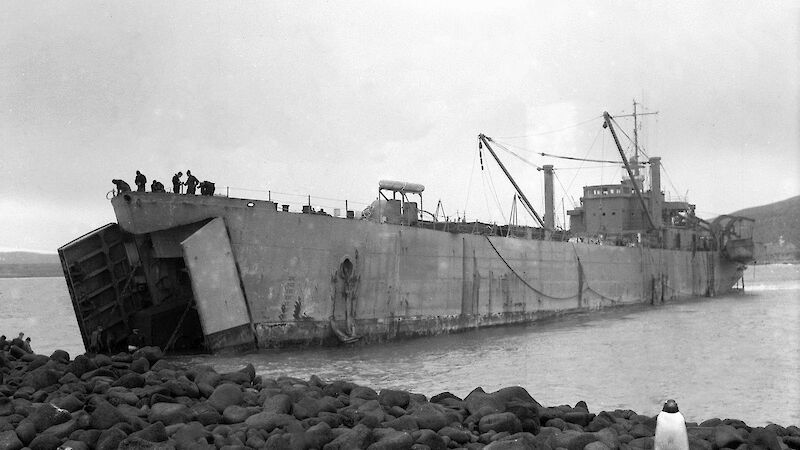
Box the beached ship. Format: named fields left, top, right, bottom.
left=58, top=111, right=754, bottom=353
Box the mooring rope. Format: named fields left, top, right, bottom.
left=484, top=236, right=578, bottom=300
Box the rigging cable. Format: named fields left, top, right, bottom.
left=495, top=114, right=603, bottom=139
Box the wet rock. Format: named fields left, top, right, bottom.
left=293, top=396, right=321, bottom=420
left=465, top=387, right=505, bottom=416
left=60, top=440, right=91, bottom=450
left=301, top=421, right=334, bottom=448
left=414, top=428, right=447, bottom=450
left=483, top=432, right=538, bottom=449
left=118, top=436, right=175, bottom=449
left=90, top=398, right=128, bottom=429
left=262, top=392, right=293, bottom=415
left=0, top=430, right=23, bottom=450
left=173, top=421, right=211, bottom=450
left=563, top=410, right=595, bottom=427
left=27, top=402, right=70, bottom=432
left=28, top=433, right=61, bottom=450
left=505, top=400, right=540, bottom=434
left=22, top=368, right=60, bottom=390
left=383, top=414, right=419, bottom=431
left=748, top=427, right=782, bottom=450
left=148, top=402, right=194, bottom=426
left=438, top=425, right=473, bottom=444
left=715, top=424, right=746, bottom=448
left=49, top=349, right=70, bottom=364
left=409, top=402, right=451, bottom=432
left=379, top=389, right=411, bottom=409
left=629, top=422, right=654, bottom=438
left=208, top=383, right=243, bottom=412
left=132, top=346, right=164, bottom=364
left=565, top=431, right=600, bottom=450
left=14, top=418, right=36, bottom=445
left=244, top=412, right=298, bottom=432
left=51, top=393, right=84, bottom=413
left=368, top=428, right=414, bottom=449
left=191, top=402, right=222, bottom=426
left=96, top=427, right=128, bottom=450
left=350, top=385, right=379, bottom=401
left=479, top=412, right=522, bottom=434
left=323, top=423, right=372, bottom=450
left=127, top=421, right=168, bottom=442
left=113, top=372, right=146, bottom=389
left=222, top=405, right=258, bottom=424
left=42, top=417, right=79, bottom=439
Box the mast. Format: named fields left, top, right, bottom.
left=478, top=134, right=549, bottom=230
left=602, top=112, right=657, bottom=231
left=615, top=99, right=658, bottom=178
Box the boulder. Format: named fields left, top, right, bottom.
left=27, top=433, right=62, bottom=450
left=748, top=427, right=783, bottom=450
left=438, top=425, right=473, bottom=444
left=715, top=424, right=746, bottom=449
left=244, top=412, right=298, bottom=432
left=479, top=412, right=523, bottom=434
left=27, top=402, right=71, bottom=432
left=132, top=346, right=164, bottom=364
left=49, top=349, right=70, bottom=364
left=191, top=402, right=222, bottom=426
left=90, top=398, right=128, bottom=429
left=128, top=421, right=168, bottom=442
left=303, top=421, right=334, bottom=449
left=130, top=357, right=150, bottom=374
left=208, top=383, right=243, bottom=412
left=378, top=389, right=411, bottom=409
left=415, top=428, right=447, bottom=450
left=0, top=430, right=23, bottom=450
left=323, top=423, right=372, bottom=450
left=465, top=387, right=504, bottom=416
left=262, top=393, right=293, bottom=415
left=350, top=386, right=378, bottom=401
left=52, top=393, right=84, bottom=413
left=22, top=368, right=60, bottom=390
left=293, top=396, right=321, bottom=420
left=409, top=402, right=450, bottom=432
left=367, top=428, right=414, bottom=450
left=173, top=421, right=210, bottom=450
left=148, top=402, right=194, bottom=426
left=95, top=427, right=128, bottom=450
left=222, top=405, right=258, bottom=424
left=113, top=372, right=146, bottom=389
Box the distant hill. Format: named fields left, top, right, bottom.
left=0, top=252, right=62, bottom=278
left=730, top=195, right=800, bottom=262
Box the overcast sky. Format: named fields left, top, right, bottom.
left=1, top=1, right=798, bottom=252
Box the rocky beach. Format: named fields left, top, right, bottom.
left=0, top=344, right=797, bottom=450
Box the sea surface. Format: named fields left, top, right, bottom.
left=1, top=264, right=798, bottom=427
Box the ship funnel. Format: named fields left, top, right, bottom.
left=649, top=157, right=662, bottom=228
left=543, top=165, right=555, bottom=230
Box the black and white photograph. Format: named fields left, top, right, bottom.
left=1, top=1, right=798, bottom=449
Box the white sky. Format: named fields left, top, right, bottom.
left=1, top=1, right=798, bottom=252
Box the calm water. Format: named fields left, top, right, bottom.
left=1, top=264, right=798, bottom=426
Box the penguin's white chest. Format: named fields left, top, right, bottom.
left=654, top=411, right=689, bottom=450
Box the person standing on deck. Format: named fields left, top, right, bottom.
left=185, top=170, right=199, bottom=195
left=135, top=170, right=147, bottom=192
left=112, top=179, right=131, bottom=193
left=172, top=172, right=183, bottom=194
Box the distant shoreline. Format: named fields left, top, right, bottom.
left=0, top=263, right=63, bottom=278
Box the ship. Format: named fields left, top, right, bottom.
left=58, top=109, right=755, bottom=353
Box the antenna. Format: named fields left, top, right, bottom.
left=615, top=99, right=658, bottom=177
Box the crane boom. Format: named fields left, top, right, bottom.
left=478, top=134, right=548, bottom=230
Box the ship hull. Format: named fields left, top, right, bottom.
left=59, top=193, right=745, bottom=352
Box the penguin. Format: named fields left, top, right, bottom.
left=654, top=399, right=689, bottom=450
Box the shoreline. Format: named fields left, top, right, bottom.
left=1, top=346, right=798, bottom=449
